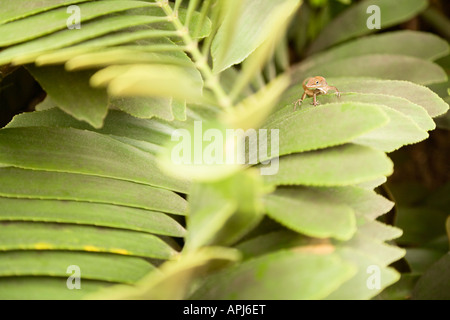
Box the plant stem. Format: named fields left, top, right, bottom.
left=157, top=0, right=232, bottom=111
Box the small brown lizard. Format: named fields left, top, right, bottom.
left=294, top=76, right=340, bottom=111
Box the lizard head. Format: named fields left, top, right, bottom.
left=305, top=76, right=328, bottom=92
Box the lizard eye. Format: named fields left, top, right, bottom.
left=315, top=81, right=319, bottom=84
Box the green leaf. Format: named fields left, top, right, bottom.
left=0, top=197, right=186, bottom=237
left=263, top=102, right=389, bottom=157
left=0, top=127, right=189, bottom=193
left=306, top=0, right=428, bottom=55
left=307, top=93, right=434, bottom=132
left=212, top=0, right=300, bottom=73
left=191, top=250, right=356, bottom=299
left=6, top=108, right=173, bottom=148
left=280, top=89, right=436, bottom=133
left=264, top=187, right=356, bottom=240
left=325, top=78, right=450, bottom=118
left=352, top=104, right=429, bottom=152
left=0, top=251, right=156, bottom=284
left=27, top=65, right=108, bottom=129
left=0, top=1, right=157, bottom=46
left=316, top=186, right=394, bottom=220
left=0, top=0, right=88, bottom=24
left=0, top=277, right=111, bottom=300
left=261, top=144, right=393, bottom=187
left=296, top=54, right=447, bottom=86
left=413, top=252, right=450, bottom=300
left=0, top=222, right=178, bottom=259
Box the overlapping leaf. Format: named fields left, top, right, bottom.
left=306, top=0, right=428, bottom=55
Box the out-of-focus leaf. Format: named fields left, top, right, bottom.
left=325, top=248, right=401, bottom=300
left=91, top=64, right=203, bottom=103
left=191, top=250, right=356, bottom=299
left=312, top=185, right=394, bottom=220
left=447, top=216, right=450, bottom=245
left=376, top=273, right=420, bottom=300
left=261, top=144, right=393, bottom=187
left=405, top=248, right=446, bottom=273
left=298, top=31, right=449, bottom=73
left=34, top=30, right=179, bottom=66
left=295, top=54, right=447, bottom=86
left=185, top=171, right=266, bottom=250
left=306, top=0, right=428, bottom=55
left=0, top=0, right=88, bottom=24
left=395, top=207, right=448, bottom=246
left=35, top=96, right=58, bottom=111
left=235, top=230, right=312, bottom=259
left=222, top=74, right=290, bottom=130
left=264, top=187, right=356, bottom=240
left=0, top=222, right=178, bottom=259
left=435, top=109, right=450, bottom=129
left=110, top=96, right=174, bottom=121
left=0, top=1, right=157, bottom=46
left=413, top=252, right=450, bottom=300
left=212, top=0, right=300, bottom=73
left=157, top=119, right=243, bottom=182
left=0, top=15, right=169, bottom=65
left=171, top=99, right=187, bottom=121
left=27, top=65, right=108, bottom=129
left=0, top=127, right=189, bottom=193
left=356, top=220, right=403, bottom=241
left=356, top=176, right=387, bottom=190
left=0, top=251, right=155, bottom=284
left=345, top=232, right=406, bottom=266
left=64, top=47, right=193, bottom=71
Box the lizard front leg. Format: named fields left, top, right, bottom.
left=294, top=91, right=307, bottom=111
left=328, top=86, right=341, bottom=98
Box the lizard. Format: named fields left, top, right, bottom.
left=294, top=76, right=341, bottom=111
